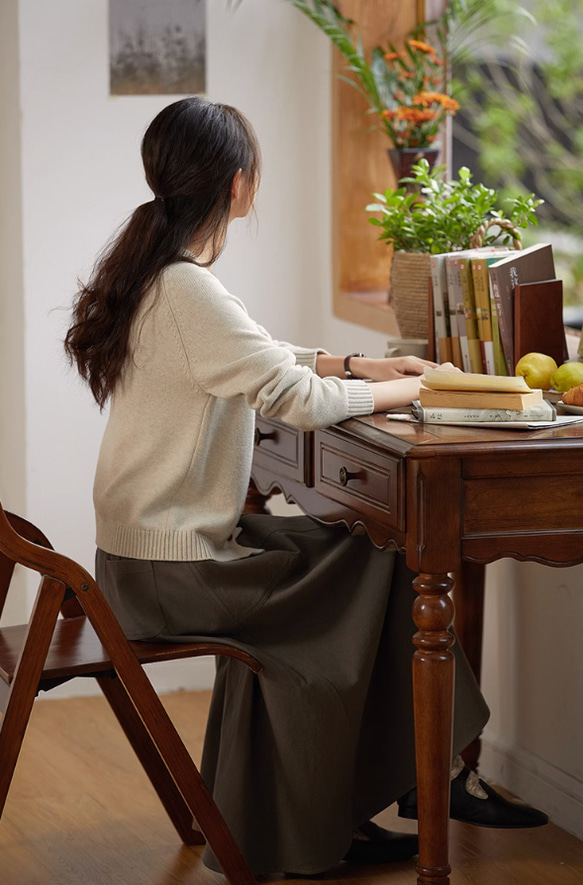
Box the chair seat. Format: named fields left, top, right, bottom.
left=0, top=616, right=261, bottom=687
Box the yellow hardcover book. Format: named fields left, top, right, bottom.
left=422, top=368, right=532, bottom=392
left=470, top=255, right=496, bottom=375
left=418, top=385, right=543, bottom=410
left=458, top=255, right=483, bottom=373
left=445, top=254, right=469, bottom=371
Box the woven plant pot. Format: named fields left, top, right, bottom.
left=389, top=251, right=432, bottom=339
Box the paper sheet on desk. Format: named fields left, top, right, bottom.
left=386, top=414, right=583, bottom=430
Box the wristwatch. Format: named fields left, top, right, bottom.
left=344, top=352, right=366, bottom=379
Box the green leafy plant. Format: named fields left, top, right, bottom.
left=446, top=0, right=583, bottom=228
left=366, top=159, right=543, bottom=253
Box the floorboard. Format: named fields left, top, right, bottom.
left=0, top=690, right=581, bottom=885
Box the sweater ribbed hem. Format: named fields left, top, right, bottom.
left=293, top=348, right=323, bottom=371
left=345, top=381, right=375, bottom=415
left=96, top=519, right=219, bottom=561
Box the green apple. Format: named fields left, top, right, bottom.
left=549, top=361, right=583, bottom=393
left=515, top=352, right=558, bottom=389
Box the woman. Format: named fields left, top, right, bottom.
left=65, top=97, right=546, bottom=876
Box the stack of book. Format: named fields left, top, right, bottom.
left=430, top=243, right=563, bottom=376
left=413, top=368, right=556, bottom=424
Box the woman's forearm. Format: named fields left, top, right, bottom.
left=316, top=353, right=439, bottom=382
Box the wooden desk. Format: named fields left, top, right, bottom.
left=251, top=413, right=583, bottom=885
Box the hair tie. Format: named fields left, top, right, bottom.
left=154, top=195, right=165, bottom=203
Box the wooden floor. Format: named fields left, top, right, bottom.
left=1, top=689, right=582, bottom=885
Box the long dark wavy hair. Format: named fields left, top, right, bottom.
left=64, top=96, right=261, bottom=408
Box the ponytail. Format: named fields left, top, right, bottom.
left=64, top=198, right=182, bottom=408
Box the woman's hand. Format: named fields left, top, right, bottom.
left=368, top=362, right=461, bottom=413
left=357, top=355, right=439, bottom=382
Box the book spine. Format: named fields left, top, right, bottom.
left=446, top=255, right=469, bottom=371
left=411, top=401, right=556, bottom=423
left=430, top=254, right=453, bottom=363
left=459, top=256, right=483, bottom=373
left=443, top=256, right=463, bottom=369
left=488, top=274, right=508, bottom=376
left=488, top=266, right=513, bottom=375
left=470, top=257, right=495, bottom=374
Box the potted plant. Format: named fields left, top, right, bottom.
left=366, top=159, right=543, bottom=338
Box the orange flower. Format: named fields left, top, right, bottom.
left=407, top=39, right=436, bottom=55
left=395, top=107, right=438, bottom=123
left=376, top=35, right=458, bottom=147
left=413, top=92, right=460, bottom=113
left=438, top=95, right=460, bottom=112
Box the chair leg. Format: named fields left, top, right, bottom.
left=73, top=585, right=256, bottom=885
left=97, top=675, right=205, bottom=845
left=112, top=669, right=256, bottom=885
left=0, top=576, right=65, bottom=817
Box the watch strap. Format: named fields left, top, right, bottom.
left=344, top=352, right=366, bottom=379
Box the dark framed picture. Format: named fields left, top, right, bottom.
left=109, top=0, right=206, bottom=96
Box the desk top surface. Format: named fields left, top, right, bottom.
left=340, top=412, right=583, bottom=458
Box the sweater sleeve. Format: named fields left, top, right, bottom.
left=160, top=264, right=374, bottom=431
left=255, top=323, right=326, bottom=372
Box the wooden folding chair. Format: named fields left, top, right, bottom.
left=0, top=501, right=261, bottom=885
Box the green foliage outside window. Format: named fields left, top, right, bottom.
left=442, top=0, right=583, bottom=306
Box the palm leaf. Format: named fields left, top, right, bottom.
left=282, top=0, right=383, bottom=110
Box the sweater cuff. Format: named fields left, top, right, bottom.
left=292, top=347, right=327, bottom=372
left=345, top=380, right=375, bottom=415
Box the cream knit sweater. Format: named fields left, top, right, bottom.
left=94, top=259, right=375, bottom=561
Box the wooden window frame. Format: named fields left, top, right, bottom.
left=331, top=0, right=428, bottom=334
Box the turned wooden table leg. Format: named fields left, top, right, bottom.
left=452, top=562, right=486, bottom=771
left=412, top=572, right=456, bottom=885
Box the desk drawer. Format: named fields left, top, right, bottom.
left=315, top=429, right=404, bottom=530
left=253, top=417, right=311, bottom=485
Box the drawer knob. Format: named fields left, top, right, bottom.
left=254, top=427, right=276, bottom=446
left=339, top=466, right=360, bottom=486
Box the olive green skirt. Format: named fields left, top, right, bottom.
left=96, top=514, right=489, bottom=875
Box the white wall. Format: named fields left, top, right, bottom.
left=3, top=0, right=382, bottom=686
left=0, top=0, right=27, bottom=621
left=3, top=0, right=582, bottom=842
left=480, top=559, right=583, bottom=839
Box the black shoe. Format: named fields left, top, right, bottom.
left=398, top=765, right=549, bottom=829
left=343, top=820, right=419, bottom=864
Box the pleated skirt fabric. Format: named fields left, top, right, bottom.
left=96, top=513, right=489, bottom=876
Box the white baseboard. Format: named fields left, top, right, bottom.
left=480, top=731, right=583, bottom=842
left=38, top=657, right=216, bottom=700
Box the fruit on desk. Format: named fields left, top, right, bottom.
left=515, top=352, right=558, bottom=389
left=549, top=361, right=583, bottom=393
left=563, top=383, right=583, bottom=406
